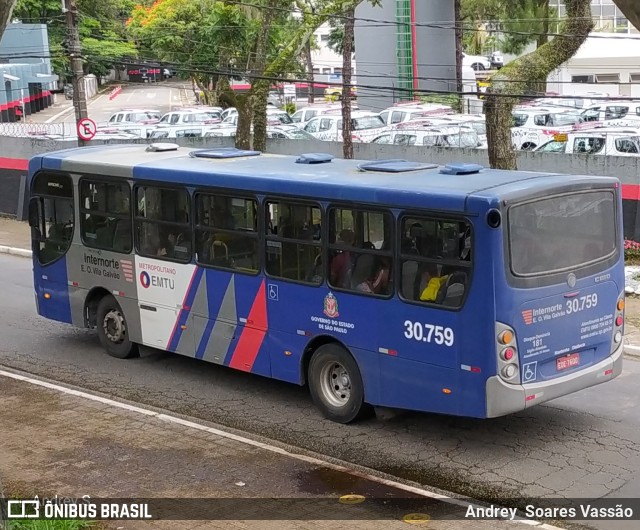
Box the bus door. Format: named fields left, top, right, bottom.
left=133, top=185, right=197, bottom=355
left=29, top=172, right=75, bottom=323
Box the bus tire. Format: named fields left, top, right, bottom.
left=96, top=295, right=139, bottom=359
left=308, top=344, right=371, bottom=423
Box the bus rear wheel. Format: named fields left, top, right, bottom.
left=308, top=344, right=371, bottom=423
left=96, top=295, right=139, bottom=359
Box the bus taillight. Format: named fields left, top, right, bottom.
left=614, top=294, right=624, bottom=345
left=496, top=323, right=520, bottom=384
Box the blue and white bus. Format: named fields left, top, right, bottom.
left=28, top=144, right=625, bottom=423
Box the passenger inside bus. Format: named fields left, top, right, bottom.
left=330, top=229, right=355, bottom=288
left=351, top=254, right=391, bottom=295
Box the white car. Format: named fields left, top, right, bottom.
left=462, top=52, right=491, bottom=71
left=580, top=100, right=640, bottom=124
left=378, top=103, right=453, bottom=127
left=221, top=108, right=293, bottom=127
left=372, top=125, right=481, bottom=149
left=107, top=109, right=161, bottom=125
left=303, top=111, right=388, bottom=142
left=534, top=127, right=640, bottom=156
left=511, top=106, right=584, bottom=150
left=290, top=105, right=342, bottom=128
left=157, top=109, right=222, bottom=126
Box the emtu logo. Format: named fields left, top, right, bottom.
left=522, top=310, right=533, bottom=325
left=140, top=271, right=151, bottom=289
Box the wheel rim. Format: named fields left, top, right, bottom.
left=319, top=361, right=351, bottom=407
left=103, top=309, right=126, bottom=344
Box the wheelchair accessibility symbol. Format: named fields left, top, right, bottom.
left=522, top=362, right=537, bottom=383
left=268, top=284, right=279, bottom=301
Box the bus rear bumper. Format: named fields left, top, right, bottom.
left=485, top=343, right=623, bottom=418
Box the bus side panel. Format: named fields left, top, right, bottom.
left=33, top=257, right=72, bottom=324
left=223, top=274, right=271, bottom=378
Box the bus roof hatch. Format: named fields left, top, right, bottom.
left=439, top=163, right=483, bottom=175
left=190, top=148, right=261, bottom=159
left=357, top=159, right=438, bottom=173
left=296, top=153, right=334, bottom=164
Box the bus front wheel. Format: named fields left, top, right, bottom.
left=308, top=344, right=371, bottom=423
left=96, top=295, right=139, bottom=359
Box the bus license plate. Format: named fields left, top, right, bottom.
left=557, top=353, right=580, bottom=371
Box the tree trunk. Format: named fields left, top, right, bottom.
left=613, top=0, right=640, bottom=31
left=341, top=6, right=355, bottom=159
left=249, top=4, right=276, bottom=153
left=235, top=95, right=253, bottom=150
left=0, top=1, right=17, bottom=38
left=305, top=40, right=315, bottom=104
left=537, top=0, right=550, bottom=47
left=454, top=0, right=463, bottom=113
left=486, top=0, right=593, bottom=169
left=252, top=81, right=269, bottom=152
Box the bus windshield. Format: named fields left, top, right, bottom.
left=509, top=191, right=617, bottom=276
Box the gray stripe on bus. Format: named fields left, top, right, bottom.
left=203, top=275, right=237, bottom=365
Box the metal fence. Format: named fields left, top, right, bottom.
left=0, top=121, right=74, bottom=138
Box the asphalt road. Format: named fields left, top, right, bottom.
left=30, top=82, right=191, bottom=128
left=1, top=254, right=639, bottom=529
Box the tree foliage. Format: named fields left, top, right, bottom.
left=485, top=0, right=593, bottom=169
left=461, top=0, right=555, bottom=54
left=13, top=0, right=137, bottom=82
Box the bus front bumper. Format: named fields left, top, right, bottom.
left=485, top=343, right=623, bottom=418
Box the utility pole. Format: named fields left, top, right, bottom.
left=64, top=0, right=89, bottom=146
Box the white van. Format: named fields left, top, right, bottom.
left=290, top=104, right=342, bottom=128
left=534, top=127, right=640, bottom=156
left=511, top=106, right=584, bottom=150
left=371, top=125, right=481, bottom=149
left=303, top=111, right=388, bottom=142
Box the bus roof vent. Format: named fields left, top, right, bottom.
left=296, top=153, right=334, bottom=164
left=190, top=147, right=261, bottom=159
left=146, top=142, right=180, bottom=152
left=357, top=159, right=438, bottom=173
left=440, top=163, right=483, bottom=175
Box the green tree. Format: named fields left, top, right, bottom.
left=485, top=0, right=592, bottom=169
left=13, top=0, right=137, bottom=83
left=461, top=0, right=556, bottom=55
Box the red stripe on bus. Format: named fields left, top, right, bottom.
left=228, top=281, right=267, bottom=372
left=622, top=184, right=640, bottom=201
left=0, top=157, right=29, bottom=170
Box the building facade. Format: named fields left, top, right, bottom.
left=551, top=0, right=638, bottom=33
left=354, top=0, right=457, bottom=112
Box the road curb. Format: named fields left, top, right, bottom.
left=0, top=246, right=32, bottom=258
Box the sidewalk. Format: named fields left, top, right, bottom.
left=0, top=371, right=557, bottom=530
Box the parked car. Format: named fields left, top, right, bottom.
left=378, top=103, right=454, bottom=127
left=580, top=100, right=640, bottom=124
left=303, top=111, right=388, bottom=142
left=490, top=51, right=504, bottom=69
left=462, top=52, right=491, bottom=71
left=534, top=127, right=640, bottom=156
left=156, top=109, right=222, bottom=126
left=108, top=109, right=162, bottom=125
left=372, top=125, right=481, bottom=149
left=290, top=104, right=342, bottom=128
left=511, top=106, right=584, bottom=150
left=221, top=109, right=293, bottom=126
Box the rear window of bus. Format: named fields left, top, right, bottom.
left=509, top=191, right=617, bottom=276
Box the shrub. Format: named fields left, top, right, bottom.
left=624, top=239, right=640, bottom=262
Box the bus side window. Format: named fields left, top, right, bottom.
left=265, top=200, right=322, bottom=284
left=399, top=215, right=472, bottom=308
left=195, top=193, right=258, bottom=273
left=327, top=206, right=393, bottom=296
left=80, top=179, right=132, bottom=254
left=135, top=186, right=191, bottom=263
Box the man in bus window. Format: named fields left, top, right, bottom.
left=331, top=229, right=355, bottom=288
left=352, top=254, right=390, bottom=294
